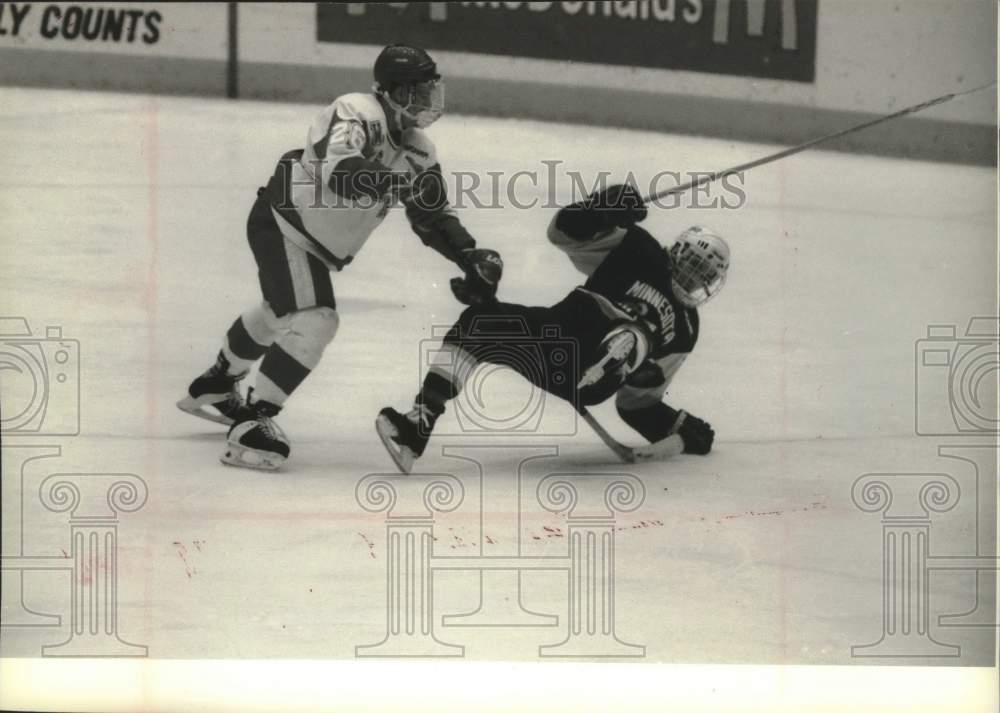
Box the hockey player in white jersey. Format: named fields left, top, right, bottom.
left=177, top=44, right=503, bottom=470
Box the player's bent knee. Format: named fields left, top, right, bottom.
left=289, top=306, right=340, bottom=343
left=244, top=302, right=290, bottom=342
left=615, top=385, right=663, bottom=412
left=277, top=307, right=340, bottom=369
left=261, top=301, right=287, bottom=329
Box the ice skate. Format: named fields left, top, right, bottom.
left=221, top=390, right=289, bottom=471
left=176, top=352, right=248, bottom=426
left=375, top=404, right=436, bottom=474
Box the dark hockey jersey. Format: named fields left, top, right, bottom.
left=545, top=204, right=699, bottom=410
left=583, top=226, right=699, bottom=359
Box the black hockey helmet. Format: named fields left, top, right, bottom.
left=373, top=44, right=440, bottom=90
left=373, top=44, right=444, bottom=128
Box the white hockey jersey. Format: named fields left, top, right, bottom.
left=269, top=92, right=440, bottom=269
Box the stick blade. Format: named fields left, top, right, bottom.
left=632, top=434, right=684, bottom=462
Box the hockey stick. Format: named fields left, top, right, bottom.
left=644, top=80, right=997, bottom=204
left=579, top=407, right=684, bottom=463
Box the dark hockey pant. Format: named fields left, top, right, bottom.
left=439, top=289, right=617, bottom=408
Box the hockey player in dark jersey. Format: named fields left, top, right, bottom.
left=376, top=183, right=730, bottom=473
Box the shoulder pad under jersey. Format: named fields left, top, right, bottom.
left=331, top=92, right=385, bottom=122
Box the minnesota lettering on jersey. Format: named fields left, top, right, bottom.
left=555, top=224, right=697, bottom=357
left=625, top=280, right=676, bottom=345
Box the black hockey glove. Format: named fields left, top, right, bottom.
left=587, top=183, right=648, bottom=230
left=617, top=402, right=714, bottom=455
left=451, top=248, right=503, bottom=305
left=673, top=410, right=714, bottom=455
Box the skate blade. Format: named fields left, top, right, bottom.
left=220, top=443, right=286, bottom=472
left=375, top=414, right=415, bottom=475
left=176, top=395, right=236, bottom=426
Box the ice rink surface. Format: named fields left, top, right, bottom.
left=1, top=87, right=996, bottom=664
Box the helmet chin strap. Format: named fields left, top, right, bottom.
left=374, top=85, right=404, bottom=129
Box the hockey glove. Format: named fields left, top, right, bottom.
left=451, top=248, right=503, bottom=305
left=588, top=183, right=648, bottom=230
left=617, top=402, right=714, bottom=455
left=673, top=410, right=714, bottom=455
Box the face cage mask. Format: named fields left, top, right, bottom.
left=671, top=249, right=727, bottom=308
left=381, top=79, right=445, bottom=128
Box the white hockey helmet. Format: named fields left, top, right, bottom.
left=668, top=226, right=730, bottom=308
